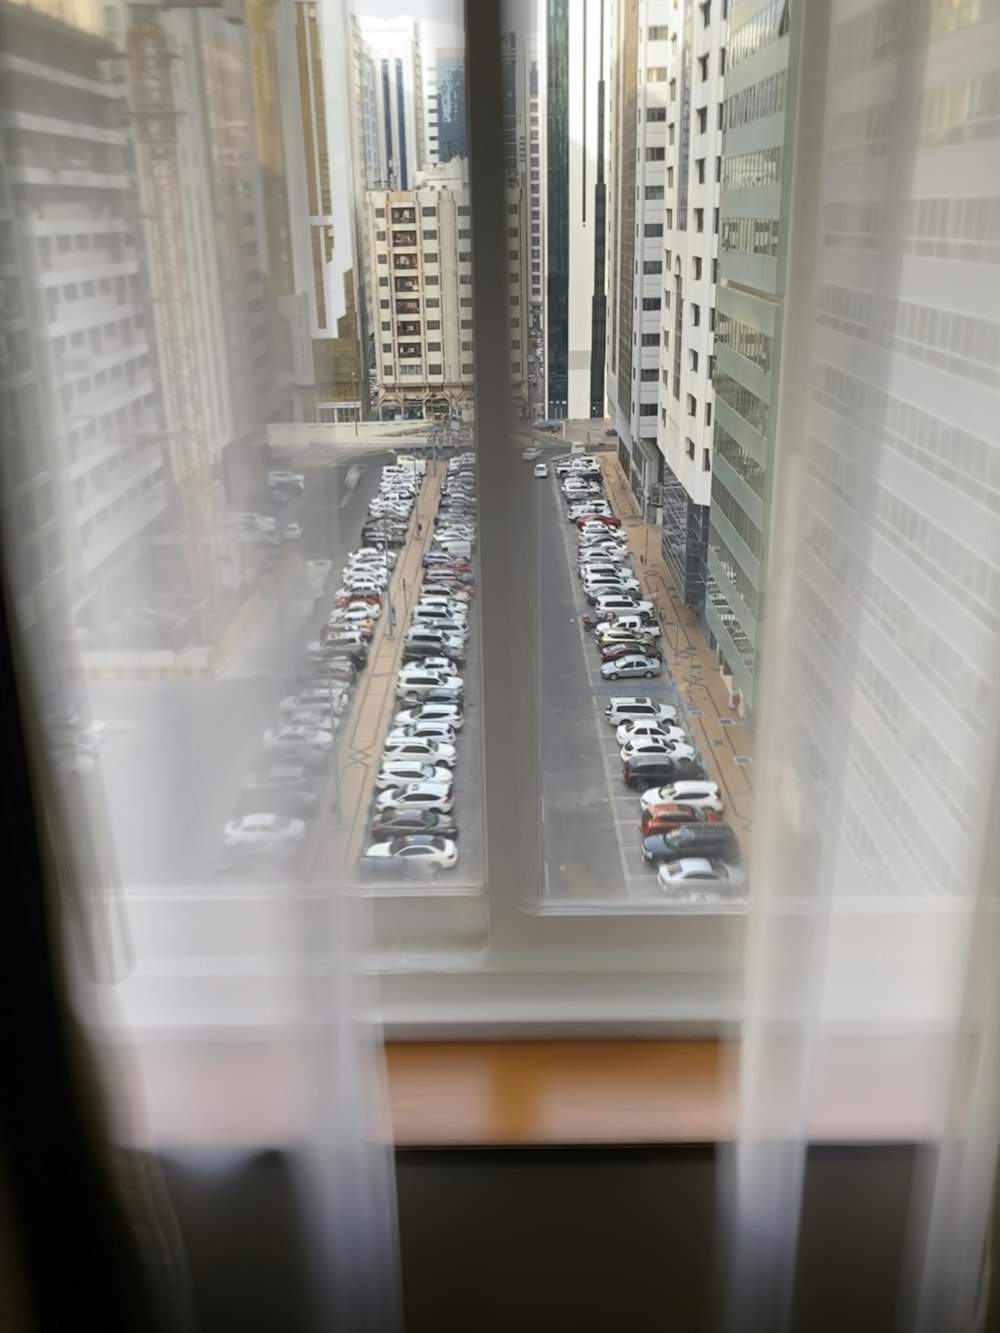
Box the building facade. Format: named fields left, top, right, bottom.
left=357, top=16, right=426, bottom=190
left=545, top=0, right=608, bottom=420
left=0, top=0, right=165, bottom=643
left=366, top=166, right=527, bottom=422
left=704, top=0, right=796, bottom=708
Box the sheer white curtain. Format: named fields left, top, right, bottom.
left=725, top=1, right=1000, bottom=1329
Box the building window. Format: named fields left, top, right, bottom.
left=422, top=207, right=436, bottom=217
left=422, top=229, right=438, bottom=240
left=427, top=320, right=441, bottom=330
left=699, top=54, right=709, bottom=81
left=646, top=146, right=666, bottom=161
left=697, top=157, right=706, bottom=184
left=686, top=437, right=696, bottom=459
left=641, top=332, right=660, bottom=346
left=691, top=349, right=700, bottom=372
left=643, top=260, right=663, bottom=274
left=706, top=401, right=712, bottom=426
left=692, top=304, right=701, bottom=326
left=378, top=277, right=389, bottom=287
left=640, top=402, right=657, bottom=415
left=428, top=363, right=442, bottom=374
left=646, top=106, right=667, bottom=122
left=645, top=185, right=665, bottom=200
left=462, top=362, right=474, bottom=373
left=428, top=342, right=441, bottom=352
left=640, top=367, right=658, bottom=381
left=644, top=223, right=664, bottom=237
left=695, top=208, right=705, bottom=231
left=693, top=256, right=703, bottom=279
left=703, top=447, right=711, bottom=470
left=697, top=106, right=708, bottom=133
left=642, top=297, right=662, bottom=311
left=687, top=393, right=697, bottom=416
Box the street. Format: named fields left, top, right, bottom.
left=89, top=456, right=390, bottom=889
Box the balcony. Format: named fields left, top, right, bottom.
left=394, top=277, right=418, bottom=293
left=397, top=321, right=421, bottom=337
left=395, top=299, right=420, bottom=315
left=393, top=254, right=418, bottom=270
left=390, top=208, right=416, bottom=223
left=398, top=343, right=422, bottom=360
left=391, top=231, right=417, bottom=247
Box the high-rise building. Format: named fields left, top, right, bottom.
left=704, top=0, right=796, bottom=708
left=247, top=0, right=365, bottom=425
left=659, top=0, right=726, bottom=612
left=545, top=0, right=608, bottom=420
left=499, top=12, right=544, bottom=339
left=366, top=165, right=527, bottom=423
left=0, top=0, right=166, bottom=642
left=433, top=50, right=467, bottom=164
left=777, top=0, right=1000, bottom=899
left=358, top=16, right=426, bottom=190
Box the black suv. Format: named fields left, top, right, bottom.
left=621, top=755, right=706, bottom=789
left=641, top=822, right=740, bottom=866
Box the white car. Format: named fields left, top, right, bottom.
left=657, top=858, right=747, bottom=894
left=223, top=812, right=306, bottom=848
left=386, top=721, right=458, bottom=746
left=597, top=614, right=658, bottom=638
left=534, top=463, right=549, bottom=478
left=348, top=547, right=397, bottom=567
left=395, top=672, right=464, bottom=700
left=375, top=782, right=454, bottom=814
left=407, top=656, right=460, bottom=676
left=360, top=835, right=458, bottom=874
left=616, top=720, right=685, bottom=747
left=415, top=603, right=469, bottom=625
left=394, top=703, right=464, bottom=730
left=417, top=595, right=469, bottom=613
left=620, top=737, right=697, bottom=763
left=411, top=616, right=468, bottom=640
left=342, top=569, right=388, bottom=590
left=375, top=760, right=453, bottom=791
left=283, top=522, right=303, bottom=541
left=598, top=628, right=660, bottom=649
left=522, top=446, right=541, bottom=460
left=263, top=725, right=335, bottom=753
left=594, top=594, right=654, bottom=617
left=639, top=780, right=723, bottom=815
left=605, top=697, right=680, bottom=727
left=281, top=690, right=347, bottom=718
left=601, top=654, right=662, bottom=681
left=381, top=736, right=457, bottom=766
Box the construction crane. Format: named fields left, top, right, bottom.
left=127, top=5, right=220, bottom=640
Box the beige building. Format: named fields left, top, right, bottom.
left=366, top=165, right=528, bottom=422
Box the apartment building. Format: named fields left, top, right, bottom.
left=704, top=0, right=796, bottom=708
left=659, top=0, right=726, bottom=612
left=779, top=0, right=1000, bottom=900
left=0, top=0, right=165, bottom=642
left=357, top=16, right=426, bottom=191
left=545, top=0, right=608, bottom=420
left=606, top=0, right=667, bottom=488
left=247, top=0, right=365, bottom=425
left=366, top=166, right=528, bottom=422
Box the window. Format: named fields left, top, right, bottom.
left=422, top=207, right=436, bottom=217
left=692, top=304, right=701, bottom=326
left=703, top=446, right=711, bottom=470
left=687, top=393, right=697, bottom=416
left=639, top=402, right=657, bottom=415
left=642, top=297, right=662, bottom=311
left=695, top=208, right=705, bottom=232
left=697, top=157, right=706, bottom=184
left=640, top=367, right=658, bottom=381
left=699, top=54, right=709, bottom=81
left=644, top=223, right=664, bottom=238
left=643, top=260, right=663, bottom=274
left=428, top=363, right=442, bottom=374
left=641, top=332, right=661, bottom=346
left=427, top=343, right=441, bottom=352
left=697, top=106, right=708, bottom=133
left=646, top=106, right=667, bottom=122
left=693, top=257, right=703, bottom=280
left=646, top=146, right=665, bottom=161
left=427, top=320, right=441, bottom=330
left=645, top=185, right=665, bottom=200
left=690, top=349, right=700, bottom=372
left=686, top=437, right=696, bottom=459
left=422, top=230, right=438, bottom=240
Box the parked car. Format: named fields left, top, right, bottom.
left=223, top=812, right=306, bottom=849
left=604, top=697, right=680, bottom=727
left=638, top=780, right=723, bottom=815
left=575, top=514, right=621, bottom=529
left=601, top=653, right=662, bottom=681
left=642, top=822, right=740, bottom=866
left=359, top=835, right=458, bottom=877
left=640, top=804, right=724, bottom=836
left=374, top=783, right=454, bottom=814
left=395, top=671, right=464, bottom=700
left=394, top=702, right=464, bottom=730
left=594, top=594, right=654, bottom=618
left=620, top=737, right=697, bottom=764
left=382, top=736, right=457, bottom=766
left=369, top=808, right=458, bottom=841
left=616, top=720, right=686, bottom=747
left=244, top=764, right=317, bottom=794
left=621, top=754, right=706, bottom=789
left=600, top=641, right=661, bottom=663
left=262, top=725, right=335, bottom=755
left=374, top=761, right=453, bottom=791
left=657, top=858, right=747, bottom=894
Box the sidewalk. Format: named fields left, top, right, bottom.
left=597, top=453, right=756, bottom=851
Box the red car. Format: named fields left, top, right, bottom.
left=640, top=803, right=723, bottom=836
left=575, top=514, right=622, bottom=529
left=334, top=592, right=381, bottom=609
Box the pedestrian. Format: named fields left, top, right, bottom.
left=417, top=520, right=422, bottom=537
left=728, top=683, right=740, bottom=712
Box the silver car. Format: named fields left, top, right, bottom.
left=600, top=653, right=662, bottom=681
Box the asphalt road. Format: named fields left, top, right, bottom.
left=532, top=452, right=691, bottom=901
left=89, top=456, right=389, bottom=889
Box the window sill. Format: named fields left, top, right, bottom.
left=386, top=1040, right=730, bottom=1145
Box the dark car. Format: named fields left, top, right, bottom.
left=315, top=638, right=367, bottom=669
left=400, top=686, right=464, bottom=707
left=369, top=808, right=459, bottom=840
left=622, top=755, right=706, bottom=789
left=599, top=640, right=661, bottom=663
left=640, top=822, right=740, bottom=866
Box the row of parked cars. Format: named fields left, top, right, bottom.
left=554, top=452, right=745, bottom=898
left=214, top=458, right=426, bottom=880
left=358, top=450, right=478, bottom=879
